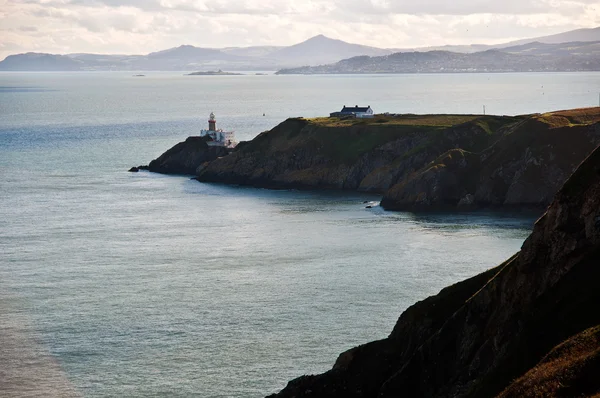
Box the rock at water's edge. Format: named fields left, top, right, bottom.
left=138, top=136, right=230, bottom=175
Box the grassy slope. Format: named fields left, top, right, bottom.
left=381, top=107, right=600, bottom=209
left=498, top=325, right=600, bottom=397
left=236, top=114, right=514, bottom=165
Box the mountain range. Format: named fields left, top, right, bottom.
left=277, top=41, right=600, bottom=74
left=1, top=26, right=599, bottom=72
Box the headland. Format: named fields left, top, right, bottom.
left=132, top=107, right=600, bottom=396
left=135, top=107, right=600, bottom=212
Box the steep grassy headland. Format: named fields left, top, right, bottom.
left=138, top=108, right=600, bottom=211
left=267, top=143, right=600, bottom=397
left=196, top=114, right=520, bottom=190
left=381, top=108, right=600, bottom=210
left=195, top=108, right=600, bottom=211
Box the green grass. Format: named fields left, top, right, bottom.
left=317, top=125, right=441, bottom=163
left=307, top=114, right=483, bottom=128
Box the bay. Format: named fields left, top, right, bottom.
left=2, top=71, right=595, bottom=397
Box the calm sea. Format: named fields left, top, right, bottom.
left=1, top=71, right=598, bottom=397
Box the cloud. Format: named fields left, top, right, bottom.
left=18, top=25, right=38, bottom=31
left=0, top=0, right=598, bottom=60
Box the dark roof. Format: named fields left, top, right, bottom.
left=340, top=105, right=371, bottom=113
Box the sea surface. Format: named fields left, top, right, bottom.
left=1, top=71, right=598, bottom=397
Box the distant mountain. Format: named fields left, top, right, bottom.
left=391, top=26, right=600, bottom=54
left=268, top=34, right=392, bottom=66
left=2, top=27, right=600, bottom=71
left=501, top=40, right=600, bottom=57
left=276, top=48, right=600, bottom=74
left=0, top=53, right=84, bottom=71
left=147, top=45, right=242, bottom=61
left=221, top=46, right=282, bottom=58
left=505, top=26, right=600, bottom=46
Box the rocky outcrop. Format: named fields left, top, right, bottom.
left=141, top=136, right=230, bottom=175
left=197, top=115, right=517, bottom=190
left=381, top=108, right=600, bottom=210
left=268, top=144, right=600, bottom=397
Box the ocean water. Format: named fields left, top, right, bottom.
left=1, top=71, right=597, bottom=397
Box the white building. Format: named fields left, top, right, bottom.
left=330, top=105, right=374, bottom=118
left=199, top=112, right=237, bottom=148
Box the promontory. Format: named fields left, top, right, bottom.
left=136, top=107, right=600, bottom=211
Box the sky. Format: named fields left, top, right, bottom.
left=0, top=0, right=599, bottom=60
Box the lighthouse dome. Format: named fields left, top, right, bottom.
left=209, top=112, right=215, bottom=121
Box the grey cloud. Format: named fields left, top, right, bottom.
left=338, top=0, right=585, bottom=16
left=20, top=0, right=593, bottom=16
left=19, top=25, right=39, bottom=32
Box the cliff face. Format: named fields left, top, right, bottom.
left=381, top=108, right=600, bottom=210
left=143, top=108, right=600, bottom=212
left=268, top=144, right=600, bottom=397
left=145, top=136, right=229, bottom=175
left=196, top=115, right=517, bottom=191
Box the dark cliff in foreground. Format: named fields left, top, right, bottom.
left=267, top=144, right=600, bottom=397
left=195, top=108, right=600, bottom=210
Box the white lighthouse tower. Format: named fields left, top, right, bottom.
left=199, top=112, right=237, bottom=148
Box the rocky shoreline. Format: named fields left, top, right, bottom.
left=130, top=135, right=230, bottom=175
left=134, top=107, right=600, bottom=212
left=133, top=107, right=600, bottom=396
left=267, top=144, right=600, bottom=397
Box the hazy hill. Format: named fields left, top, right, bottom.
left=393, top=26, right=600, bottom=54
left=146, top=45, right=243, bottom=61
left=0, top=53, right=84, bottom=71
left=267, top=34, right=392, bottom=66
left=501, top=40, right=600, bottom=57
left=506, top=26, right=600, bottom=46
left=277, top=48, right=600, bottom=74
left=221, top=45, right=283, bottom=58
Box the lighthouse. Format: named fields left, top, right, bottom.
left=199, top=111, right=237, bottom=148
left=208, top=112, right=217, bottom=131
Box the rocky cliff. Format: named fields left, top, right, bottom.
left=138, top=136, right=230, bottom=175
left=194, top=109, right=600, bottom=211
left=381, top=108, right=600, bottom=210
left=267, top=143, right=600, bottom=397
left=196, top=114, right=519, bottom=190
left=140, top=108, right=600, bottom=212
